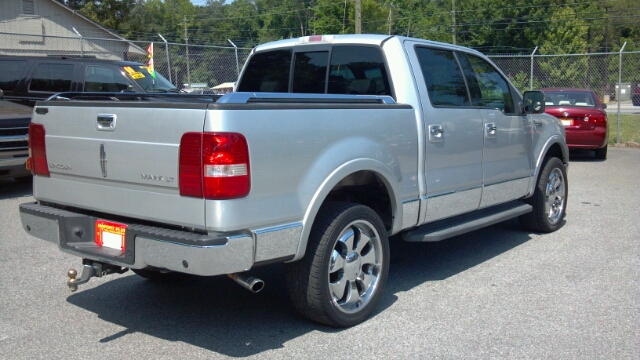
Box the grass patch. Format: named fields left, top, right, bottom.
left=608, top=114, right=640, bottom=144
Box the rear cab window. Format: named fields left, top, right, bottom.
left=236, top=45, right=392, bottom=96
left=236, top=50, right=292, bottom=92
left=293, top=51, right=328, bottom=93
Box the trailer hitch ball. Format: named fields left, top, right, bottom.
left=67, top=268, right=79, bottom=292
left=65, top=261, right=129, bottom=292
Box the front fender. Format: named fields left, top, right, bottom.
left=527, top=134, right=569, bottom=197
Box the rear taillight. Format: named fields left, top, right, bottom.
left=591, top=113, right=607, bottom=124
left=179, top=132, right=250, bottom=200
left=27, top=123, right=50, bottom=177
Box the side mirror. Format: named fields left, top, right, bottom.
left=601, top=103, right=607, bottom=109
left=523, top=91, right=545, bottom=114
left=0, top=88, right=4, bottom=100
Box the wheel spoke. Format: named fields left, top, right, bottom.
left=338, top=228, right=355, bottom=251
left=330, top=277, right=347, bottom=300
left=357, top=272, right=375, bottom=293
left=360, top=248, right=377, bottom=267
left=343, top=281, right=361, bottom=307
left=330, top=249, right=345, bottom=274
left=355, top=229, right=371, bottom=254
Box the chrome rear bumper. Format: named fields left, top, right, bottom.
left=19, top=202, right=254, bottom=276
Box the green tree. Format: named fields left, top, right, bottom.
left=56, top=0, right=135, bottom=31
left=538, top=7, right=589, bottom=87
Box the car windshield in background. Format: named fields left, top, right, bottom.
left=121, top=65, right=177, bottom=92
left=544, top=91, right=596, bottom=107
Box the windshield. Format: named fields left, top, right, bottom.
left=543, top=91, right=597, bottom=107
left=121, top=65, right=177, bottom=93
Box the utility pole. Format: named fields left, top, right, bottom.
left=184, top=15, right=191, bottom=90
left=355, top=0, right=362, bottom=34
left=451, top=0, right=456, bottom=45
left=342, top=0, right=347, bottom=34
left=388, top=2, right=393, bottom=35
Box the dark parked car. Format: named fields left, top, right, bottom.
left=541, top=88, right=608, bottom=159
left=0, top=56, right=177, bottom=181
left=0, top=89, right=31, bottom=181
left=0, top=55, right=177, bottom=106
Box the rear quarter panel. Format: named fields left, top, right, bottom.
left=202, top=103, right=419, bottom=233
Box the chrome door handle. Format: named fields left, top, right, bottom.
left=485, top=123, right=497, bottom=138
left=96, top=114, right=117, bottom=131
left=429, top=124, right=444, bottom=142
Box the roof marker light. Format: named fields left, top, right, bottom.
left=298, top=35, right=334, bottom=44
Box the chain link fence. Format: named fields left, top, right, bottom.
left=490, top=51, right=640, bottom=145
left=0, top=31, right=252, bottom=91
left=1, top=31, right=638, bottom=144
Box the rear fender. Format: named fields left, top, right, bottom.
left=291, top=157, right=401, bottom=262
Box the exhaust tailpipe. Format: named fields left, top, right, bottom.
left=228, top=273, right=264, bottom=293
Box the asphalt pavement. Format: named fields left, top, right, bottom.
left=1, top=147, right=638, bottom=359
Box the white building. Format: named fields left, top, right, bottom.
left=0, top=0, right=146, bottom=60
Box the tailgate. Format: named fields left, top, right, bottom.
left=31, top=101, right=208, bottom=229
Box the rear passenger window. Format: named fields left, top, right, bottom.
left=415, top=47, right=470, bottom=107
left=236, top=50, right=291, bottom=92
left=328, top=46, right=391, bottom=96
left=0, top=60, right=28, bottom=92
left=292, top=51, right=328, bottom=93
left=29, top=63, right=74, bottom=93
left=85, top=66, right=131, bottom=92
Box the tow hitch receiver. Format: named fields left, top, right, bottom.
left=67, top=259, right=129, bottom=292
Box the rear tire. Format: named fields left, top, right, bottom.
left=520, top=157, right=567, bottom=233
left=594, top=145, right=607, bottom=160
left=285, top=202, right=389, bottom=327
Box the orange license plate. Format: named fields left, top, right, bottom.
left=95, top=220, right=127, bottom=250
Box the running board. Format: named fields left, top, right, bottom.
left=403, top=201, right=532, bottom=242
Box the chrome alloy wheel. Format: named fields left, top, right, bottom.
left=545, top=167, right=566, bottom=225
left=328, top=220, right=383, bottom=314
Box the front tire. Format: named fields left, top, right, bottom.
left=286, top=202, right=389, bottom=327
left=520, top=157, right=567, bottom=233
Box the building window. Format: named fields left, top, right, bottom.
left=23, top=0, right=35, bottom=15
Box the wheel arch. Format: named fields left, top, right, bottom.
left=526, top=135, right=569, bottom=198
left=290, top=159, right=401, bottom=262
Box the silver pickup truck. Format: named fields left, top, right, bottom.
left=19, top=35, right=568, bottom=327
